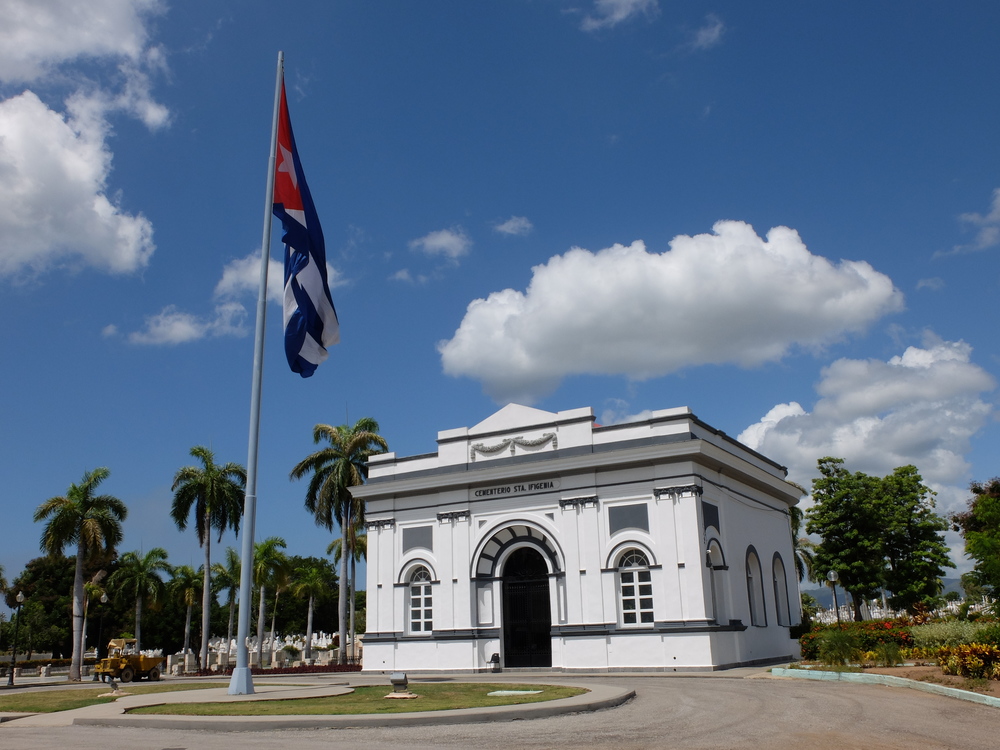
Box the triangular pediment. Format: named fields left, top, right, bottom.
left=470, top=403, right=557, bottom=435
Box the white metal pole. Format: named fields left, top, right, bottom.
left=228, top=50, right=283, bottom=696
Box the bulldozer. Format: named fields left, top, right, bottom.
left=93, top=638, right=165, bottom=682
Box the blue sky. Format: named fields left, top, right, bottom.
left=2, top=1, right=999, bottom=609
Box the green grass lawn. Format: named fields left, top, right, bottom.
left=0, top=682, right=229, bottom=714
left=128, top=683, right=587, bottom=716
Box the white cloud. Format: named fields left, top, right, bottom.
left=0, top=0, right=169, bottom=280
left=128, top=302, right=248, bottom=345
left=214, top=251, right=346, bottom=305
left=409, top=227, right=471, bottom=261
left=952, top=187, right=1000, bottom=253
left=738, top=336, right=995, bottom=570
left=0, top=90, right=155, bottom=278
left=439, top=220, right=904, bottom=402
left=494, top=216, right=534, bottom=236
left=916, top=277, right=944, bottom=291
left=101, top=324, right=119, bottom=338
left=0, top=0, right=164, bottom=82
left=686, top=14, right=725, bottom=51
left=215, top=253, right=284, bottom=304
left=581, top=0, right=659, bottom=31
left=738, top=335, right=995, bottom=490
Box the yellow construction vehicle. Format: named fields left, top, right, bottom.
left=93, top=639, right=165, bottom=682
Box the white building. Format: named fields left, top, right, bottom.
left=354, top=404, right=801, bottom=673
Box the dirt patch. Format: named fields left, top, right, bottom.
left=861, top=664, right=1000, bottom=697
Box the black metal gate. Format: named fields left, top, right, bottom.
left=502, top=547, right=552, bottom=668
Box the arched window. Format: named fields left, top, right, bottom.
left=618, top=549, right=654, bottom=627
left=408, top=566, right=433, bottom=634
left=745, top=547, right=766, bottom=627
left=772, top=554, right=790, bottom=627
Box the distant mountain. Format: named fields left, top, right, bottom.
left=799, top=578, right=963, bottom=610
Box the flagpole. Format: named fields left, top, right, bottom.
left=229, top=50, right=284, bottom=696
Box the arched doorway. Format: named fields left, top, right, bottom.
left=501, top=546, right=552, bottom=667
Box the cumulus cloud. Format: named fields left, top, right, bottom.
left=439, top=220, right=904, bottom=402
left=409, top=227, right=471, bottom=261
left=494, top=216, right=534, bottom=236
left=0, top=0, right=163, bottom=82
left=0, top=90, right=155, bottom=278
left=738, top=336, right=995, bottom=490
left=129, top=302, right=248, bottom=345
left=581, top=0, right=659, bottom=31
left=0, top=0, right=168, bottom=280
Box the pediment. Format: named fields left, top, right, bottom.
left=470, top=403, right=557, bottom=435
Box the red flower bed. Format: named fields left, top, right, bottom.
left=799, top=620, right=912, bottom=660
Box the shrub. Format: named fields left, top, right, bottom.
left=937, top=643, right=1000, bottom=680
left=974, top=624, right=1000, bottom=647
left=911, top=621, right=991, bottom=649
left=818, top=629, right=861, bottom=666
left=874, top=641, right=902, bottom=667
left=799, top=620, right=912, bottom=661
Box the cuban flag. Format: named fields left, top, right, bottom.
left=272, top=79, right=340, bottom=377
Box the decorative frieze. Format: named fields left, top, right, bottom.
left=365, top=518, right=395, bottom=530
left=470, top=432, right=557, bottom=461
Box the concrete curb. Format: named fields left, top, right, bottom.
left=71, top=682, right=634, bottom=731
left=771, top=668, right=1000, bottom=709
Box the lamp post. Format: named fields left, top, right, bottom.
left=92, top=592, right=109, bottom=682
left=827, top=570, right=841, bottom=625
left=6, top=591, right=25, bottom=687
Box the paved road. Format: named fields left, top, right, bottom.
left=4, top=672, right=1000, bottom=749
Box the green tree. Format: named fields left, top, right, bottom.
left=171, top=446, right=246, bottom=671
left=33, top=467, right=127, bottom=680
left=290, top=418, right=387, bottom=663
left=808, top=457, right=953, bottom=620
left=5, top=556, right=76, bottom=657
left=952, top=478, right=1000, bottom=606
left=291, top=561, right=330, bottom=661
left=879, top=465, right=953, bottom=612
left=168, top=564, right=202, bottom=659
left=108, top=547, right=170, bottom=651
left=252, top=537, right=288, bottom=668
left=807, top=458, right=885, bottom=621
left=211, top=546, right=241, bottom=650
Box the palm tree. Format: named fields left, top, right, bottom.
left=252, top=536, right=288, bottom=668
left=328, top=530, right=366, bottom=660
left=33, top=467, right=127, bottom=681
left=81, top=570, right=108, bottom=660
left=211, top=546, right=241, bottom=652
left=108, top=547, right=170, bottom=651
left=290, top=418, right=387, bottom=663
left=171, top=446, right=246, bottom=672
left=291, top=562, right=329, bottom=661
left=790, top=506, right=817, bottom=582
left=168, top=565, right=202, bottom=660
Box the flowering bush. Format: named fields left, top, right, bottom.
left=800, top=621, right=912, bottom=661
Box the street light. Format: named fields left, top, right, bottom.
left=6, top=591, right=25, bottom=687
left=827, top=570, right=841, bottom=625
left=92, top=592, right=109, bottom=682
